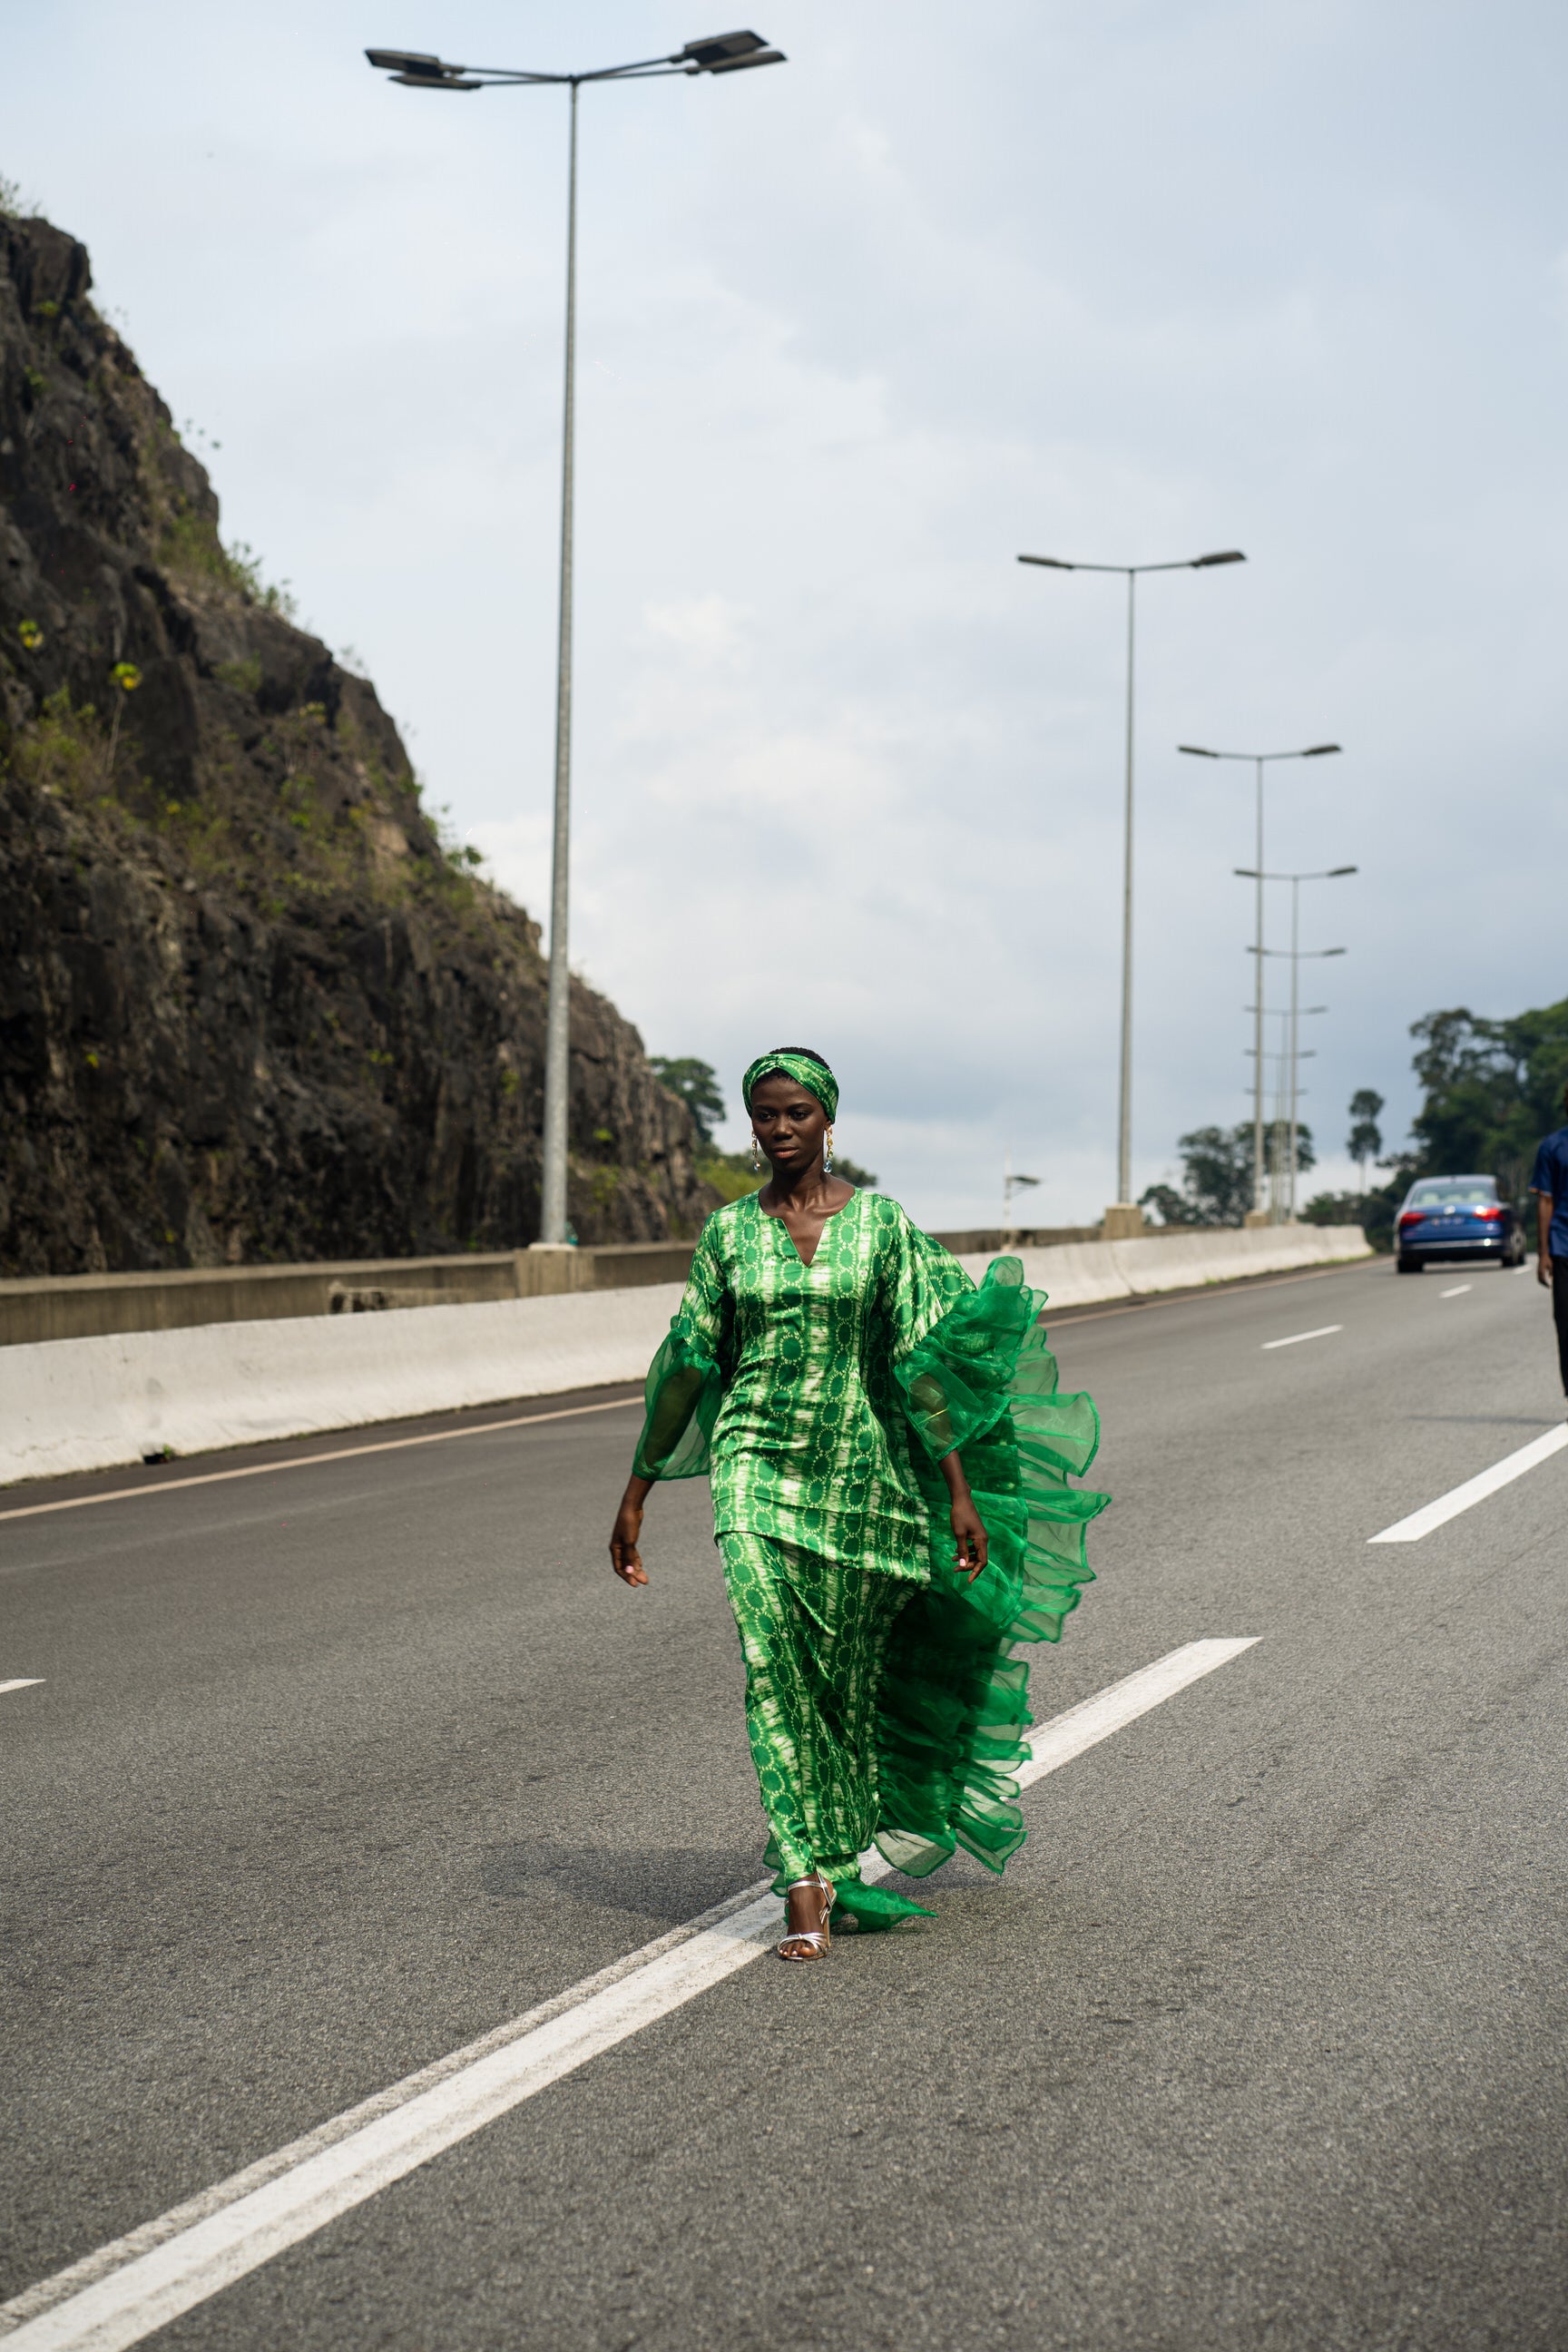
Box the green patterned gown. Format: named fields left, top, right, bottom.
left=632, top=1189, right=1107, bottom=1917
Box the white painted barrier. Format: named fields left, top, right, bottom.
left=0, top=1225, right=1369, bottom=1487
left=0, top=1285, right=684, bottom=1485
left=955, top=1222, right=1371, bottom=1307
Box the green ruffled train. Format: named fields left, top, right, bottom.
left=876, top=1258, right=1108, bottom=1886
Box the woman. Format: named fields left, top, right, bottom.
left=608, top=1049, right=1106, bottom=1962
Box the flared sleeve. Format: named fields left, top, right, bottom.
left=871, top=1227, right=1110, bottom=1886
left=631, top=1217, right=730, bottom=1482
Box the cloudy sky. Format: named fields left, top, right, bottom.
left=7, top=1, right=1566, bottom=1227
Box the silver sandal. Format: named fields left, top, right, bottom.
left=777, top=1870, right=834, bottom=1962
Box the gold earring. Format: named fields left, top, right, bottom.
left=823, top=1125, right=835, bottom=1175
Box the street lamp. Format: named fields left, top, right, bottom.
left=1003, top=1151, right=1040, bottom=1238
left=1179, top=741, right=1340, bottom=1218
left=368, top=34, right=787, bottom=1247
left=1017, top=549, right=1245, bottom=1229
left=1240, top=863, right=1356, bottom=1219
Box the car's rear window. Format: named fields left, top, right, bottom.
left=1407, top=1181, right=1495, bottom=1207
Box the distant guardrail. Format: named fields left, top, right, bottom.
left=0, top=1243, right=697, bottom=1348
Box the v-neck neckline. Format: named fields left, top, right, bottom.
left=755, top=1186, right=858, bottom=1270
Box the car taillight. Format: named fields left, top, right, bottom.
left=1474, top=1204, right=1503, bottom=1220
left=1397, top=1210, right=1425, bottom=1227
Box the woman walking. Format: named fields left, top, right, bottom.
left=608, top=1049, right=1106, bottom=1961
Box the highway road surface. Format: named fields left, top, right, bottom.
left=3, top=1252, right=1565, bottom=2352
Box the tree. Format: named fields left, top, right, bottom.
left=650, top=1055, right=725, bottom=1148
left=1141, top=1121, right=1314, bottom=1229
left=1407, top=999, right=1568, bottom=1198
left=1346, top=1089, right=1384, bottom=1189
left=1136, top=1182, right=1199, bottom=1229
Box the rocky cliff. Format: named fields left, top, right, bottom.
left=0, top=212, right=717, bottom=1277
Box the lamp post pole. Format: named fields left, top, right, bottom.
left=1242, top=865, right=1356, bottom=1219
left=367, top=32, right=787, bottom=1246
left=1018, top=547, right=1245, bottom=1224
left=540, top=79, right=580, bottom=1248
left=1179, top=741, right=1341, bottom=1218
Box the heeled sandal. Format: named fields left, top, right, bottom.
left=777, top=1870, right=834, bottom=1962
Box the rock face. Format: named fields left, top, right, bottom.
left=0, top=214, right=717, bottom=1276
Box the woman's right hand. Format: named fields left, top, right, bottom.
left=609, top=1490, right=648, bottom=1586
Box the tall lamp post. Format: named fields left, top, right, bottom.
left=1240, top=864, right=1356, bottom=1219
left=1017, top=548, right=1245, bottom=1230
left=1179, top=741, right=1341, bottom=1219
left=367, top=33, right=787, bottom=1247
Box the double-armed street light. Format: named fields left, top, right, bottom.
left=1178, top=741, right=1341, bottom=1218
left=367, top=34, right=786, bottom=1247
left=1240, top=863, right=1357, bottom=1220
left=1016, top=549, right=1245, bottom=1228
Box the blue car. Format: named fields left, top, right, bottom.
left=1395, top=1173, right=1525, bottom=1273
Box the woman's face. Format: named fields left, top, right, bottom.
left=749, top=1073, right=828, bottom=1172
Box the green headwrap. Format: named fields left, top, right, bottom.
left=741, top=1050, right=838, bottom=1122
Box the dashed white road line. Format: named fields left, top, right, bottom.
left=1369, top=1423, right=1568, bottom=1543
left=0, top=1638, right=1258, bottom=2352
left=0, top=1678, right=44, bottom=1695
left=1439, top=1284, right=1473, bottom=1298
left=1260, top=1324, right=1343, bottom=1350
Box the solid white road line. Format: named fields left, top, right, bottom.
left=1440, top=1285, right=1473, bottom=1298
left=0, top=1677, right=44, bottom=1694
left=0, top=1637, right=1258, bottom=2352
left=1368, top=1423, right=1568, bottom=1544
left=1013, top=1638, right=1259, bottom=1788
left=0, top=1397, right=642, bottom=1524
left=1260, top=1324, right=1343, bottom=1350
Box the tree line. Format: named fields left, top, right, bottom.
left=1142, top=994, right=1568, bottom=1244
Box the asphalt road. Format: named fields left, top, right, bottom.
left=3, top=1253, right=1566, bottom=2351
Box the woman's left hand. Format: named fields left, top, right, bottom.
left=950, top=1494, right=989, bottom=1583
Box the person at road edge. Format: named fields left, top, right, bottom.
left=1529, top=1081, right=1568, bottom=1408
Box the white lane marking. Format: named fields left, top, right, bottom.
left=0, top=1638, right=1258, bottom=2352
left=0, top=1678, right=44, bottom=1695
left=1440, top=1284, right=1472, bottom=1298
left=1014, top=1637, right=1259, bottom=1788
left=1260, top=1324, right=1343, bottom=1350
left=0, top=1397, right=641, bottom=1524
left=1369, top=1423, right=1568, bottom=1544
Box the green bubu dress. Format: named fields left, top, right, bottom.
left=632, top=1190, right=1108, bottom=1923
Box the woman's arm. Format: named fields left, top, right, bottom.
left=937, top=1447, right=988, bottom=1582
left=610, top=1473, right=654, bottom=1587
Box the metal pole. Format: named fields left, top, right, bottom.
left=1253, top=758, right=1266, bottom=1218
left=1288, top=877, right=1300, bottom=1220
left=538, top=80, right=579, bottom=1247
left=1116, top=569, right=1136, bottom=1205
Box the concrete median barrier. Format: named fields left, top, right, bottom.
left=0, top=1285, right=684, bottom=1485
left=953, top=1222, right=1371, bottom=1307
left=0, top=1225, right=1369, bottom=1487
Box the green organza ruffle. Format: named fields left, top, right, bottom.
left=631, top=1322, right=722, bottom=1483
left=874, top=1258, right=1108, bottom=1880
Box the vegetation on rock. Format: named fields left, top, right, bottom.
left=0, top=214, right=717, bottom=1275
